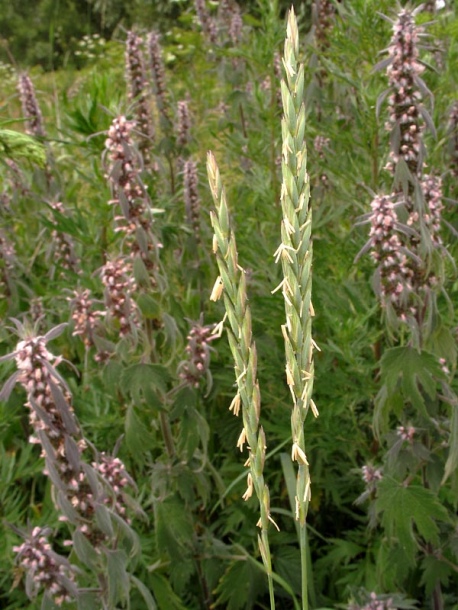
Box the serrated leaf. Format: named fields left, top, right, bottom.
left=379, top=346, right=444, bottom=413
left=150, top=573, right=188, bottom=610
left=155, top=496, right=194, bottom=562
left=443, top=398, right=458, bottom=484
left=122, top=363, right=170, bottom=403
left=125, top=403, right=155, bottom=456
left=420, top=555, right=451, bottom=596
left=213, top=558, right=265, bottom=610
left=375, top=478, right=449, bottom=563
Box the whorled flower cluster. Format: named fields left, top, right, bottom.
left=13, top=527, right=77, bottom=606
left=93, top=453, right=134, bottom=520
left=105, top=115, right=158, bottom=271
left=178, top=321, right=218, bottom=387
left=361, top=464, right=383, bottom=491
left=313, top=0, right=336, bottom=51
left=368, top=194, right=415, bottom=315
left=68, top=288, right=103, bottom=350
left=100, top=258, right=140, bottom=338
left=385, top=9, right=426, bottom=176
left=17, top=73, right=46, bottom=139
left=1, top=324, right=136, bottom=605
left=420, top=174, right=443, bottom=245
left=176, top=100, right=192, bottom=150
left=183, top=160, right=201, bottom=241
left=349, top=592, right=396, bottom=610
left=49, top=203, right=81, bottom=276
left=447, top=101, right=458, bottom=176
left=147, top=31, right=169, bottom=122
left=125, top=31, right=155, bottom=164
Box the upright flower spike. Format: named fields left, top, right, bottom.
left=176, top=100, right=192, bottom=150
left=147, top=31, right=170, bottom=124
left=383, top=8, right=428, bottom=179
left=104, top=115, right=160, bottom=274
left=17, top=73, right=46, bottom=139
left=183, top=159, right=201, bottom=242
left=276, top=9, right=315, bottom=608
left=207, top=152, right=276, bottom=608
left=125, top=31, right=155, bottom=166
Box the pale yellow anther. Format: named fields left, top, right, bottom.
left=210, top=276, right=224, bottom=301
left=286, top=365, right=295, bottom=386
left=242, top=473, right=253, bottom=501
left=291, top=442, right=309, bottom=465
left=236, top=427, right=247, bottom=452
left=229, top=393, right=241, bottom=417
left=310, top=399, right=319, bottom=418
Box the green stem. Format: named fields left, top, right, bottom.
left=300, top=523, right=308, bottom=610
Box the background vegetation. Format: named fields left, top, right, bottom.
left=0, top=1, right=457, bottom=609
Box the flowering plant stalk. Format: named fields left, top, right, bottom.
left=274, top=8, right=317, bottom=610
left=207, top=151, right=276, bottom=610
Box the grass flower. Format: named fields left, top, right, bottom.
left=276, top=9, right=317, bottom=608
left=207, top=151, right=276, bottom=608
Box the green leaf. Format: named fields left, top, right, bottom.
left=375, top=478, right=450, bottom=563
left=379, top=346, right=444, bottom=414
left=150, top=572, right=188, bottom=610
left=213, top=558, right=266, bottom=610
left=0, top=128, right=46, bottom=167
left=420, top=555, right=452, bottom=596
left=72, top=529, right=100, bottom=570
left=121, top=363, right=170, bottom=404
left=125, top=403, right=155, bottom=457
left=137, top=294, right=161, bottom=319
left=106, top=548, right=130, bottom=607
left=155, top=496, right=194, bottom=562
left=443, top=396, right=458, bottom=484
left=130, top=575, right=157, bottom=610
